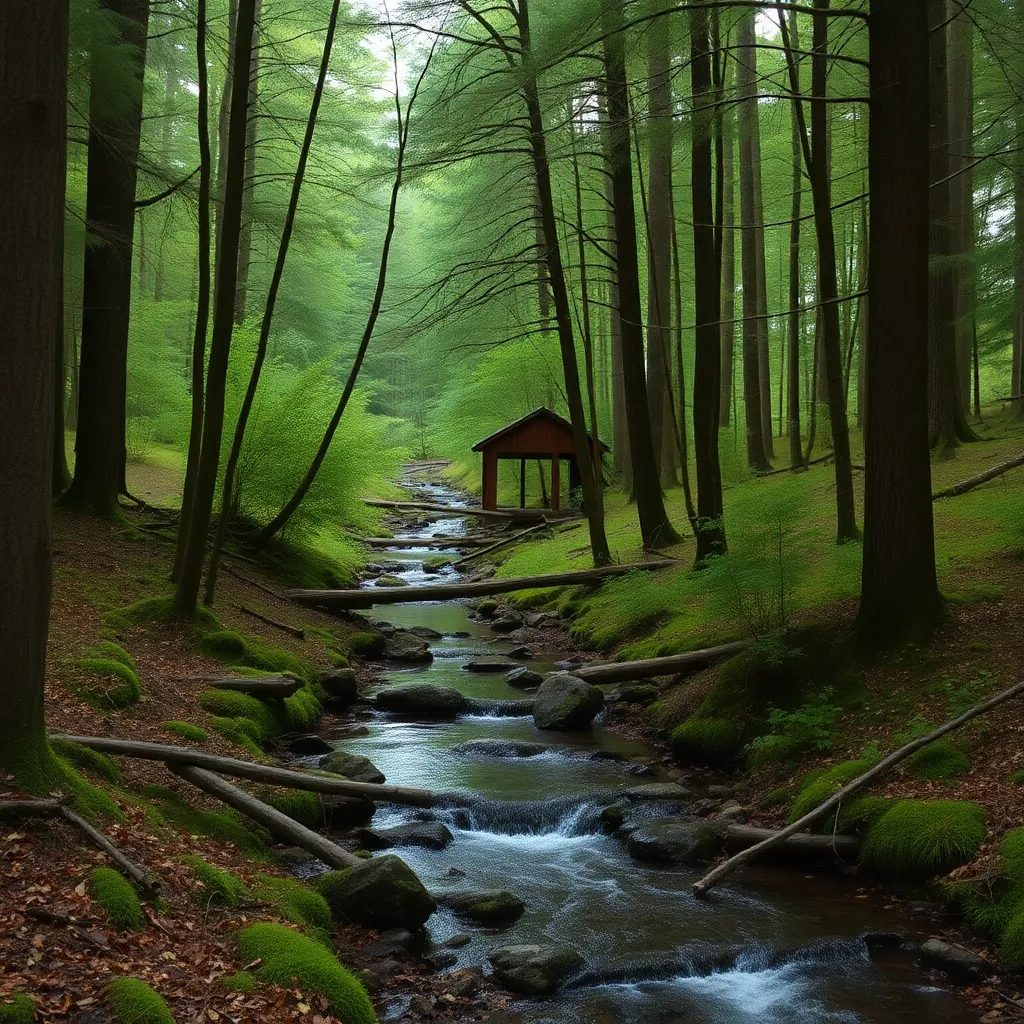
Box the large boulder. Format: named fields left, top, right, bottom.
left=375, top=684, right=469, bottom=718
left=532, top=673, right=604, bottom=731
left=489, top=944, right=584, bottom=995
left=607, top=683, right=660, bottom=706
left=319, top=667, right=359, bottom=704
left=919, top=938, right=992, bottom=982
left=358, top=821, right=454, bottom=851
left=316, top=855, right=435, bottom=930
left=444, top=890, right=525, bottom=926
left=490, top=615, right=524, bottom=634
left=382, top=630, right=433, bottom=664
left=506, top=667, right=543, bottom=690
left=450, top=738, right=549, bottom=758
left=318, top=750, right=386, bottom=784
left=463, top=659, right=520, bottom=674
left=626, top=820, right=724, bottom=866
left=622, top=783, right=697, bottom=802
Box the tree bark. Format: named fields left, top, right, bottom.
left=53, top=255, right=71, bottom=496
left=785, top=7, right=803, bottom=470
left=690, top=1, right=728, bottom=563
left=720, top=69, right=736, bottom=428
left=602, top=2, right=678, bottom=548
left=751, top=89, right=774, bottom=461
left=233, top=0, right=260, bottom=325
left=858, top=0, right=940, bottom=640
left=174, top=0, right=257, bottom=616
left=736, top=10, right=772, bottom=472
left=65, top=0, right=149, bottom=515
left=1013, top=5, right=1024, bottom=421
left=0, top=0, right=68, bottom=782
left=575, top=640, right=749, bottom=684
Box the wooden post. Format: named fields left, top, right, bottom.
left=520, top=456, right=526, bottom=507
left=551, top=455, right=561, bottom=511
left=482, top=449, right=498, bottom=510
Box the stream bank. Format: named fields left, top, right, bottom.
left=308, top=472, right=980, bottom=1024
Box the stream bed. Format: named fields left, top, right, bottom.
left=318, top=478, right=977, bottom=1024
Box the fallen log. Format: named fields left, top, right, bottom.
left=287, top=560, right=675, bottom=610
left=365, top=499, right=579, bottom=522
left=219, top=563, right=287, bottom=602
left=51, top=735, right=435, bottom=808
left=0, top=797, right=159, bottom=892
left=575, top=641, right=749, bottom=686
left=363, top=536, right=493, bottom=549
left=932, top=452, right=1024, bottom=500
left=450, top=521, right=550, bottom=569
left=724, top=824, right=859, bottom=861
left=692, top=677, right=1024, bottom=897
left=236, top=604, right=305, bottom=640
left=208, top=675, right=303, bottom=699
left=168, top=765, right=362, bottom=869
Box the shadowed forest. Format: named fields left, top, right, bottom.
left=3, top=1, right=1024, bottom=1023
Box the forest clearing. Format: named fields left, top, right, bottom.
left=5, top=1, right=1024, bottom=1023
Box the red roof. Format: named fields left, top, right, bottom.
left=471, top=406, right=610, bottom=453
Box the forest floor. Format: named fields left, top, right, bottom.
left=1, top=469, right=512, bottom=1023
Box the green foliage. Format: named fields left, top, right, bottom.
left=72, top=655, right=142, bottom=711
left=909, top=741, right=970, bottom=781
left=200, top=690, right=277, bottom=737
left=669, top=718, right=744, bottom=767
left=143, top=786, right=267, bottom=856
left=106, top=979, right=174, bottom=1024
left=253, top=875, right=333, bottom=932
left=162, top=721, right=209, bottom=743
left=237, top=924, right=377, bottom=1024
left=49, top=739, right=122, bottom=785
left=90, top=867, right=144, bottom=931
left=0, top=994, right=35, bottom=1024
left=181, top=856, right=246, bottom=907
left=1010, top=769, right=1024, bottom=786
left=196, top=629, right=311, bottom=682
left=834, top=796, right=897, bottom=836
left=861, top=800, right=986, bottom=880
left=943, top=828, right=1024, bottom=946
left=259, top=790, right=326, bottom=830
left=789, top=760, right=874, bottom=824
left=219, top=972, right=257, bottom=995
left=348, top=631, right=386, bottom=658
left=211, top=717, right=265, bottom=757
left=105, top=596, right=218, bottom=632
left=748, top=686, right=843, bottom=765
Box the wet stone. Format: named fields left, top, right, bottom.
left=627, top=820, right=725, bottom=866
left=490, top=615, right=524, bottom=634
left=319, top=667, right=359, bottom=704
left=383, top=630, right=434, bottom=663
left=532, top=673, right=604, bottom=731
left=376, top=683, right=469, bottom=718
left=318, top=750, right=386, bottom=784
left=444, top=889, right=526, bottom=926
left=464, top=659, right=520, bottom=673
left=507, top=646, right=533, bottom=659
left=920, top=938, right=992, bottom=982
left=505, top=666, right=544, bottom=689
left=285, top=733, right=334, bottom=756
left=489, top=944, right=585, bottom=996
left=358, top=821, right=455, bottom=850
left=450, top=738, right=549, bottom=758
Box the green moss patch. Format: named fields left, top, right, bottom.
left=199, top=683, right=321, bottom=751
left=162, top=721, right=209, bottom=743
left=211, top=717, right=265, bottom=757
left=0, top=994, right=35, bottom=1024
left=49, top=739, right=122, bottom=785
left=259, top=790, right=325, bottom=830
left=106, top=595, right=217, bottom=632
left=348, top=632, right=386, bottom=658
left=861, top=800, right=986, bottom=880
left=909, top=740, right=970, bottom=781
left=106, top=978, right=174, bottom=1024
left=72, top=653, right=141, bottom=711
left=253, top=875, right=333, bottom=932
left=144, top=786, right=267, bottom=856
left=219, top=972, right=257, bottom=994
left=182, top=856, right=246, bottom=907
left=789, top=760, right=874, bottom=824
left=91, top=867, right=144, bottom=931
left=196, top=629, right=310, bottom=682
left=237, top=924, right=377, bottom=1024
left=669, top=718, right=744, bottom=767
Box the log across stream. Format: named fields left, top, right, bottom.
left=303, top=478, right=976, bottom=1023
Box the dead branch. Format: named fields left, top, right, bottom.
left=236, top=604, right=305, bottom=639
left=932, top=453, right=1024, bottom=500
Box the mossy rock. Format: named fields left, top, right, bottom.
left=196, top=628, right=311, bottom=682
left=253, top=875, right=333, bottom=932
left=475, top=599, right=499, bottom=618
left=259, top=790, right=326, bottom=830
left=72, top=656, right=142, bottom=711
left=106, top=978, right=174, bottom=1024
left=861, top=800, right=986, bottom=881
left=422, top=555, right=453, bottom=573
left=909, top=741, right=970, bottom=781
left=199, top=685, right=322, bottom=747
left=789, top=759, right=874, bottom=824
left=0, top=994, right=35, bottom=1024
left=348, top=632, right=387, bottom=658
left=162, top=721, right=209, bottom=743
left=91, top=867, right=144, bottom=931
left=446, top=889, right=525, bottom=925
left=106, top=595, right=217, bottom=631
left=318, top=751, right=385, bottom=784
left=669, top=717, right=745, bottom=767
left=237, top=924, right=377, bottom=1024
left=834, top=796, right=898, bottom=836
left=49, top=739, right=122, bottom=785
left=182, top=856, right=246, bottom=907
left=316, top=855, right=435, bottom=930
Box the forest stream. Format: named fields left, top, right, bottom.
left=307, top=473, right=977, bottom=1024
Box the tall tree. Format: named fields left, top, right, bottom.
left=720, top=62, right=735, bottom=429
left=64, top=0, right=149, bottom=515
left=736, top=9, right=771, bottom=471
left=859, top=0, right=940, bottom=639
left=0, top=0, right=69, bottom=783
left=785, top=7, right=803, bottom=470
left=603, top=0, right=678, bottom=548
left=174, top=0, right=257, bottom=615
left=690, top=0, right=727, bottom=563
left=234, top=0, right=261, bottom=325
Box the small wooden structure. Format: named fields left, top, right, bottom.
left=472, top=408, right=608, bottom=512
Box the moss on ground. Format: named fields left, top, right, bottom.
left=253, top=874, right=333, bottom=932
left=237, top=924, right=377, bottom=1024
left=861, top=800, right=986, bottom=880
left=219, top=972, right=257, bottom=994
left=789, top=760, right=874, bottom=824
left=210, top=717, right=266, bottom=757
left=182, top=856, right=246, bottom=907
left=91, top=867, right=144, bottom=931
left=49, top=739, right=122, bottom=785
left=143, top=786, right=267, bottom=856
left=669, top=717, right=744, bottom=767
left=106, top=595, right=217, bottom=632
left=72, top=653, right=142, bottom=711
left=0, top=994, right=35, bottom=1024
left=196, top=629, right=311, bottom=682
left=199, top=682, right=321, bottom=750
left=259, top=790, right=325, bottom=830
left=834, top=796, right=897, bottom=836
left=162, top=721, right=209, bottom=743
left=106, top=978, right=174, bottom=1024
left=348, top=631, right=386, bottom=658
left=909, top=740, right=970, bottom=781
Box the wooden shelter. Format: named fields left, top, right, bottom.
left=472, top=407, right=609, bottom=512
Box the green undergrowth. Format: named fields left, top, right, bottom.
left=142, top=785, right=268, bottom=856
left=861, top=800, right=986, bottom=880
left=182, top=856, right=246, bottom=907
left=199, top=684, right=321, bottom=750
left=237, top=924, right=377, bottom=1024
left=162, top=721, right=209, bottom=743
left=49, top=739, right=122, bottom=785
left=0, top=993, right=35, bottom=1024
left=348, top=631, right=386, bottom=658
left=789, top=759, right=875, bottom=824
left=71, top=642, right=142, bottom=711
left=90, top=867, right=144, bottom=931
left=106, top=978, right=174, bottom=1024
left=220, top=972, right=257, bottom=994
left=909, top=740, right=971, bottom=781
left=258, top=789, right=327, bottom=830
left=253, top=874, right=333, bottom=933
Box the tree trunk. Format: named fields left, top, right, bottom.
left=204, top=0, right=343, bottom=605
left=856, top=171, right=868, bottom=426
left=602, top=2, right=678, bottom=548
left=751, top=92, right=774, bottom=460
left=646, top=19, right=675, bottom=486
left=233, top=0, right=260, bottom=325
left=690, top=1, right=727, bottom=563
left=65, top=0, right=149, bottom=515
left=214, top=0, right=237, bottom=253
left=1013, top=6, right=1024, bottom=421
left=172, top=0, right=213, bottom=584
left=736, top=10, right=771, bottom=472
left=154, top=42, right=176, bottom=302
left=53, top=259, right=71, bottom=496
left=859, top=0, right=940, bottom=640
left=174, top=0, right=257, bottom=616
left=720, top=72, right=735, bottom=428
left=786, top=7, right=803, bottom=470
left=0, top=0, right=69, bottom=783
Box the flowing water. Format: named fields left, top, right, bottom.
left=324, top=478, right=976, bottom=1023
